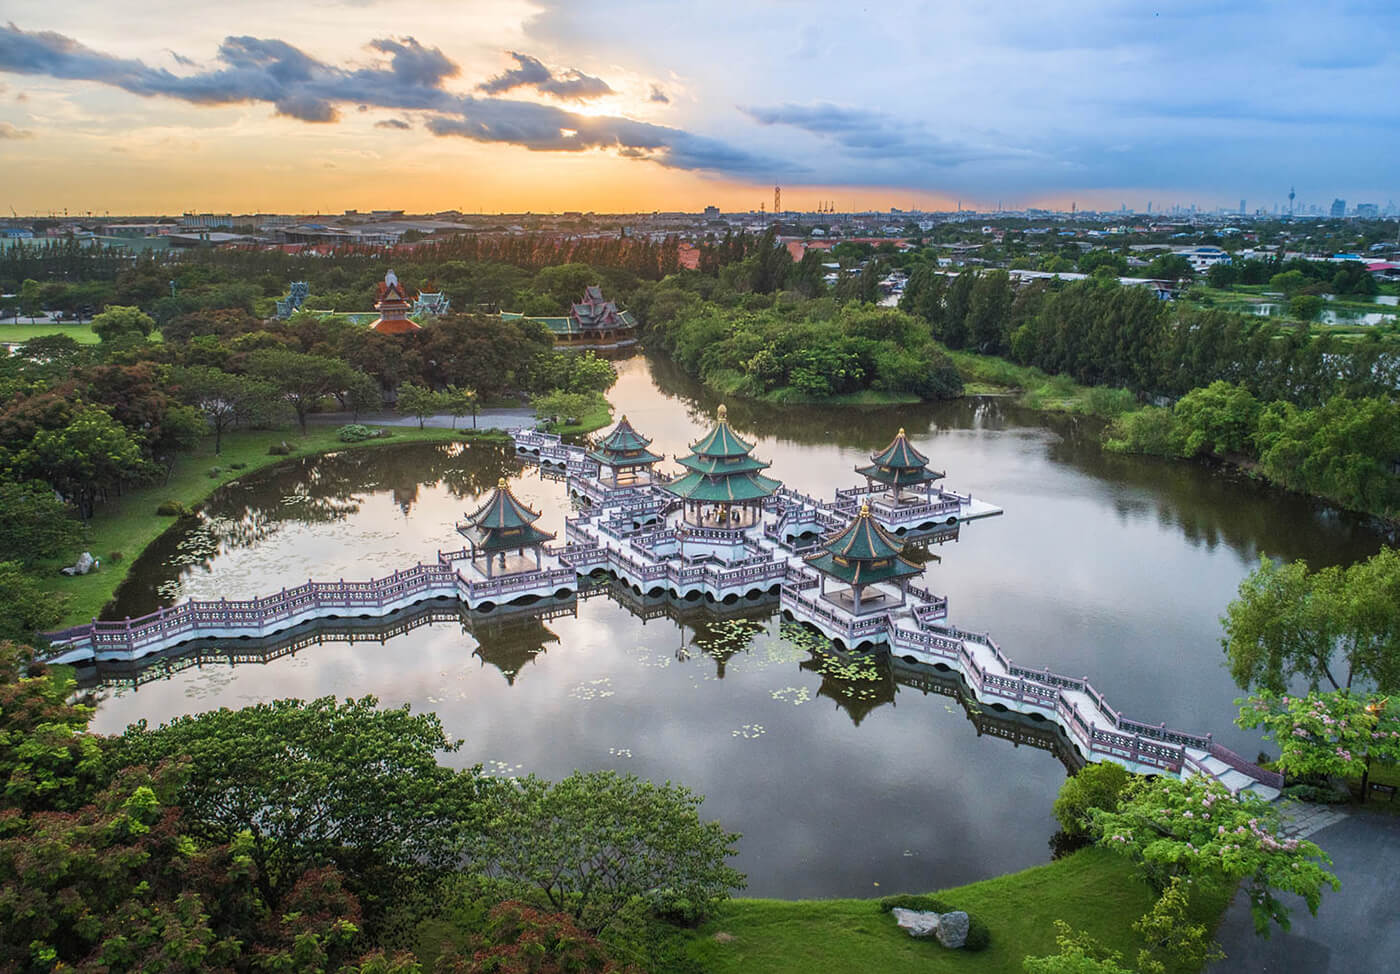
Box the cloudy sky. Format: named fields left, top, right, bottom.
left=1, top=0, right=1396, bottom=214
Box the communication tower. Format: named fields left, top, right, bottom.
left=774, top=186, right=782, bottom=215
left=1288, top=185, right=1296, bottom=218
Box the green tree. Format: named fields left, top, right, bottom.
left=442, top=385, right=479, bottom=429
left=172, top=366, right=277, bottom=455
left=1269, top=269, right=1309, bottom=297
left=1094, top=775, right=1338, bottom=935
left=1131, top=877, right=1224, bottom=974
left=0, top=642, right=101, bottom=811
left=1022, top=921, right=1136, bottom=974
left=0, top=563, right=68, bottom=642
left=396, top=383, right=444, bottom=429
left=1170, top=381, right=1260, bottom=457
left=531, top=390, right=597, bottom=428
left=1289, top=294, right=1324, bottom=322
left=1221, top=549, right=1400, bottom=694
left=0, top=479, right=80, bottom=565
left=91, top=304, right=156, bottom=343
left=18, top=278, right=42, bottom=323
left=13, top=404, right=149, bottom=519
left=117, top=696, right=486, bottom=909
left=472, top=770, right=744, bottom=931
left=1236, top=689, right=1400, bottom=782
left=247, top=348, right=354, bottom=434
left=1052, top=761, right=1131, bottom=840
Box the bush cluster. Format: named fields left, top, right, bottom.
left=155, top=500, right=192, bottom=517
left=336, top=423, right=378, bottom=442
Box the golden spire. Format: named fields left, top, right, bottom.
left=717, top=403, right=727, bottom=421
left=497, top=477, right=508, bottom=489
left=859, top=501, right=871, bottom=517
left=898, top=427, right=905, bottom=436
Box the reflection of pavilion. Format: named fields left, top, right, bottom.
left=800, top=653, right=897, bottom=726
left=471, top=616, right=562, bottom=685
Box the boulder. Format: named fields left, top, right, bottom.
left=61, top=551, right=95, bottom=576
left=891, top=908, right=940, bottom=938
left=935, top=910, right=970, bottom=949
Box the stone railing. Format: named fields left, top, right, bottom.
left=43, top=563, right=459, bottom=660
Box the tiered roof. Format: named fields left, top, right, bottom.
left=459, top=478, right=555, bottom=552
left=805, top=503, right=921, bottom=585
left=587, top=415, right=663, bottom=468
left=371, top=270, right=421, bottom=334
left=664, top=404, right=781, bottom=503
left=855, top=428, right=944, bottom=487
left=572, top=285, right=630, bottom=331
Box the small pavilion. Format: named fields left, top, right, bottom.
left=370, top=270, right=421, bottom=334
left=457, top=478, right=555, bottom=576
left=664, top=404, right=780, bottom=529
left=587, top=415, right=663, bottom=486
left=806, top=502, right=921, bottom=614
left=856, top=428, right=945, bottom=505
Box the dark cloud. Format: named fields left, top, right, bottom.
left=375, top=117, right=411, bottom=129
left=648, top=84, right=669, bottom=104
left=0, top=24, right=775, bottom=176
left=167, top=49, right=197, bottom=68
left=477, top=51, right=613, bottom=101
left=742, top=102, right=993, bottom=167
left=0, top=120, right=33, bottom=139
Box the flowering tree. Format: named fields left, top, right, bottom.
left=1094, top=776, right=1339, bottom=935
left=1237, top=690, right=1400, bottom=782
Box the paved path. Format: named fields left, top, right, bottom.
left=1209, top=808, right=1400, bottom=973
left=307, top=408, right=537, bottom=432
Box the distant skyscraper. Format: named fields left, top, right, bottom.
left=1239, top=199, right=1246, bottom=215
left=1330, top=198, right=1347, bottom=218
left=1356, top=203, right=1379, bottom=219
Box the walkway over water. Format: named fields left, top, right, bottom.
left=45, top=421, right=1280, bottom=799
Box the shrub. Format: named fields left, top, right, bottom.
left=964, top=915, right=991, bottom=952
left=1104, top=406, right=1179, bottom=456
left=268, top=441, right=294, bottom=456
left=230, top=461, right=247, bottom=470
left=877, top=894, right=953, bottom=914
left=106, top=551, right=123, bottom=564
left=155, top=500, right=190, bottom=517
left=207, top=466, right=222, bottom=478
left=337, top=424, right=377, bottom=443
left=1053, top=761, right=1131, bottom=839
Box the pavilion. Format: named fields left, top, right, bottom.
left=457, top=479, right=555, bottom=577
left=664, top=404, right=780, bottom=529
left=587, top=415, right=663, bottom=486
left=805, top=502, right=921, bottom=615
left=370, top=270, right=421, bottom=334
left=856, top=428, right=945, bottom=505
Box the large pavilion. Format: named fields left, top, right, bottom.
left=664, top=405, right=780, bottom=529
left=587, top=416, right=663, bottom=487
left=806, top=502, right=922, bottom=614
left=457, top=479, right=555, bottom=577
left=856, top=428, right=945, bottom=505
left=370, top=270, right=421, bottom=335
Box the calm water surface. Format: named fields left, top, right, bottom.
left=92, top=355, right=1390, bottom=897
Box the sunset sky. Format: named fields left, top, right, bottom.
left=1, top=0, right=1396, bottom=216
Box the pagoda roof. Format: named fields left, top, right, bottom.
left=587, top=416, right=663, bottom=467
left=854, top=462, right=943, bottom=487
left=805, top=503, right=921, bottom=585
left=665, top=470, right=781, bottom=503
left=371, top=316, right=421, bottom=334
left=460, top=478, right=555, bottom=552
left=870, top=428, right=931, bottom=470
left=676, top=453, right=770, bottom=477
left=686, top=404, right=756, bottom=458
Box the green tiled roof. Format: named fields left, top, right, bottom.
left=854, top=462, right=942, bottom=487
left=687, top=404, right=755, bottom=458
left=460, top=479, right=555, bottom=552
left=665, top=470, right=781, bottom=503
left=805, top=503, right=921, bottom=584
left=588, top=417, right=661, bottom=467
left=676, top=453, right=770, bottom=476
left=870, top=428, right=931, bottom=470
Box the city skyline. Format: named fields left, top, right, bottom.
left=1, top=0, right=1397, bottom=214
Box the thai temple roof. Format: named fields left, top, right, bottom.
left=805, top=502, right=922, bottom=585
left=459, top=478, right=555, bottom=552
left=587, top=415, right=663, bottom=467
left=371, top=269, right=421, bottom=335
left=664, top=404, right=780, bottom=503
left=855, top=428, right=945, bottom=486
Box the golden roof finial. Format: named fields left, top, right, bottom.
left=898, top=427, right=906, bottom=436
left=497, top=477, right=508, bottom=489
left=859, top=501, right=871, bottom=517
left=717, top=403, right=728, bottom=421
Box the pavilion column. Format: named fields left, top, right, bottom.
left=535, top=547, right=541, bottom=570
left=854, top=584, right=863, bottom=615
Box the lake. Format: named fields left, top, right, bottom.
left=90, top=354, right=1390, bottom=898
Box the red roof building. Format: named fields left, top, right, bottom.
left=370, top=270, right=421, bottom=334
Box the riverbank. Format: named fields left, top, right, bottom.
left=678, top=847, right=1231, bottom=974
left=943, top=348, right=1137, bottom=418
left=37, top=425, right=510, bottom=628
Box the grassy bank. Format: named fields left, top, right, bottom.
left=0, top=320, right=103, bottom=345
left=944, top=348, right=1137, bottom=418
left=546, top=398, right=614, bottom=437
left=684, top=847, right=1231, bottom=974
left=39, top=424, right=509, bottom=627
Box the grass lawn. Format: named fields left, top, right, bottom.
left=683, top=848, right=1232, bottom=974
left=38, top=423, right=508, bottom=627
left=0, top=320, right=102, bottom=345
left=546, top=399, right=614, bottom=437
